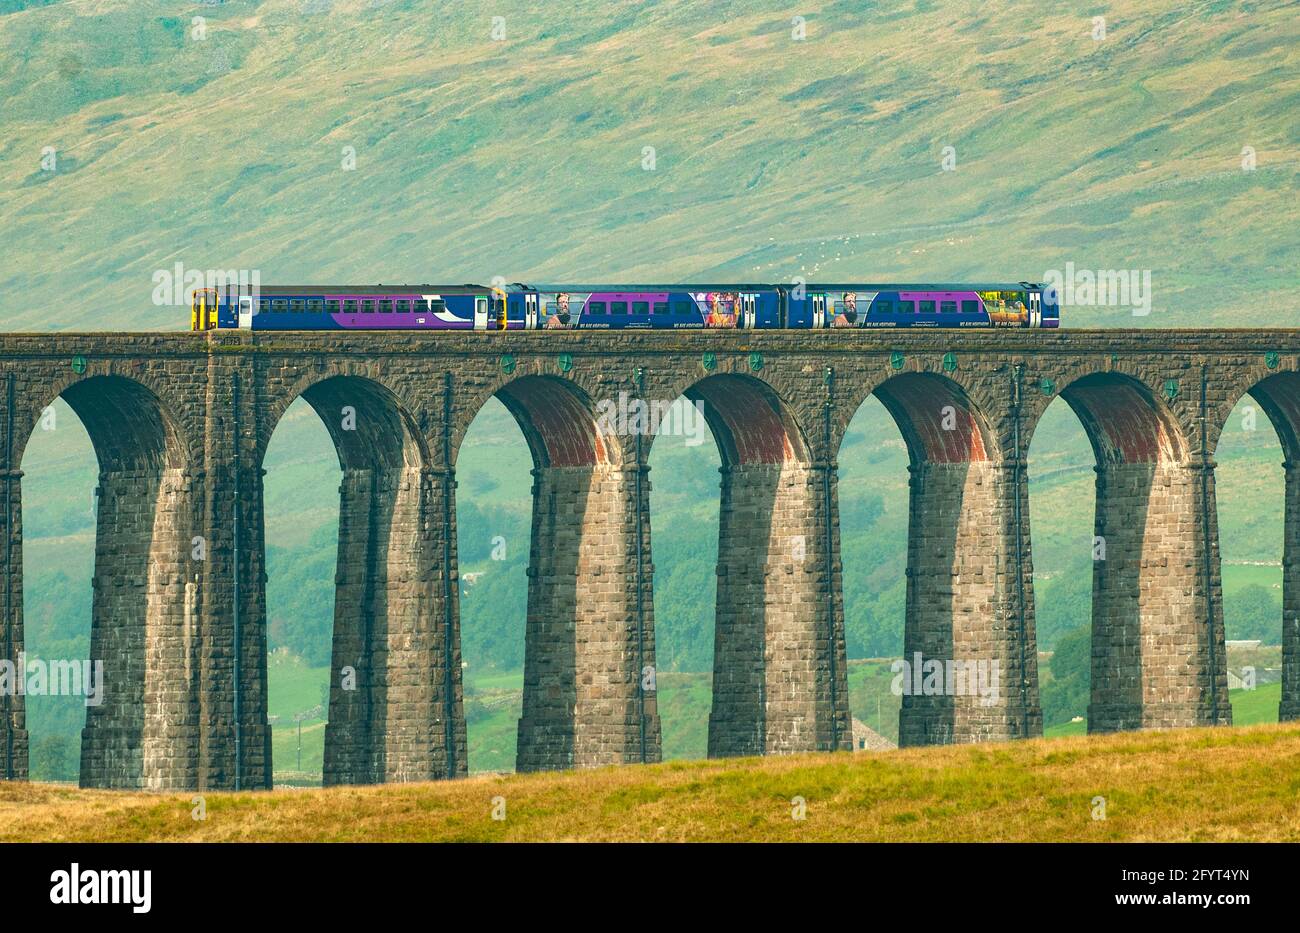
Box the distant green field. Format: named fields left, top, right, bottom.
left=1227, top=682, right=1285, bottom=725
left=273, top=658, right=1290, bottom=780
left=1222, top=563, right=1283, bottom=597
left=267, top=653, right=328, bottom=784
left=266, top=652, right=328, bottom=723
left=1044, top=683, right=1285, bottom=738
left=274, top=663, right=901, bottom=779
left=1045, top=719, right=1088, bottom=738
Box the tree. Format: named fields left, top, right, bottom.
left=1223, top=584, right=1282, bottom=644
left=30, top=734, right=77, bottom=783
left=1041, top=624, right=1090, bottom=727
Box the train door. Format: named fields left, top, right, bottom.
left=493, top=288, right=508, bottom=330
left=525, top=293, right=539, bottom=329
left=1029, top=291, right=1041, bottom=328
left=238, top=295, right=254, bottom=328
left=739, top=293, right=757, bottom=328
left=474, top=295, right=489, bottom=330
left=811, top=293, right=828, bottom=328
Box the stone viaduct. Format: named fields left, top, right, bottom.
left=0, top=329, right=1297, bottom=790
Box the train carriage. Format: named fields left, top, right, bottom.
left=191, top=280, right=1058, bottom=331
left=794, top=283, right=1058, bottom=328
left=530, top=285, right=783, bottom=330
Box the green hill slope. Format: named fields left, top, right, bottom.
left=0, top=0, right=1295, bottom=330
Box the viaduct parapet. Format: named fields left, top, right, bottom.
left=1, top=329, right=1296, bottom=789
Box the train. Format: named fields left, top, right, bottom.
left=190, top=282, right=1059, bottom=331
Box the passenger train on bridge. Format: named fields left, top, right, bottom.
left=190, top=282, right=1060, bottom=331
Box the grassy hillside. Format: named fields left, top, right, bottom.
left=0, top=0, right=1295, bottom=330
left=6, top=722, right=1300, bottom=841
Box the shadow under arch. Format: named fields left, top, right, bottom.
left=477, top=375, right=652, bottom=772
left=1050, top=371, right=1227, bottom=733
left=257, top=374, right=448, bottom=786
left=495, top=375, right=619, bottom=468
left=1215, top=371, right=1300, bottom=722
left=862, top=372, right=1034, bottom=746
left=16, top=376, right=198, bottom=789
left=676, top=372, right=849, bottom=758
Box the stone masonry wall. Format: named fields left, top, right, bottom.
left=1284, top=465, right=1300, bottom=721
left=709, top=461, right=850, bottom=756
left=517, top=463, right=660, bottom=770
left=1088, top=462, right=1230, bottom=731
left=899, top=461, right=1034, bottom=745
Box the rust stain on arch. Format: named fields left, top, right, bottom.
left=873, top=373, right=990, bottom=463
left=1062, top=374, right=1185, bottom=465
left=497, top=377, right=609, bottom=467
left=687, top=376, right=803, bottom=465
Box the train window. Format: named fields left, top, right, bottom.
left=429, top=299, right=446, bottom=313
left=361, top=299, right=375, bottom=313
left=672, top=300, right=694, bottom=315
left=962, top=300, right=980, bottom=315
left=632, top=301, right=649, bottom=315
left=653, top=302, right=668, bottom=315
left=876, top=300, right=893, bottom=315
left=308, top=299, right=324, bottom=313
left=326, top=300, right=340, bottom=314
left=897, top=300, right=915, bottom=314
left=377, top=300, right=392, bottom=314
left=919, top=300, right=936, bottom=314
left=259, top=299, right=271, bottom=313
left=610, top=301, right=628, bottom=315
left=588, top=301, right=607, bottom=315
left=272, top=299, right=288, bottom=312
left=290, top=299, right=306, bottom=313
left=941, top=300, right=957, bottom=314
left=390, top=299, right=408, bottom=313
left=343, top=300, right=357, bottom=313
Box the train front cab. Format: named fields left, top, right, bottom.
left=191, top=288, right=219, bottom=331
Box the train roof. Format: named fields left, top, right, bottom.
left=527, top=282, right=1041, bottom=292
left=237, top=285, right=494, bottom=295
left=232, top=282, right=1045, bottom=295
left=526, top=283, right=777, bottom=292
left=807, top=282, right=1040, bottom=291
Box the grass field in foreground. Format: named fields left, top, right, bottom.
left=6, top=723, right=1300, bottom=842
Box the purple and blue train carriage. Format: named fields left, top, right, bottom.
left=190, top=281, right=1060, bottom=331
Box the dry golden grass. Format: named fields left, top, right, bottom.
left=4, top=722, right=1300, bottom=842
